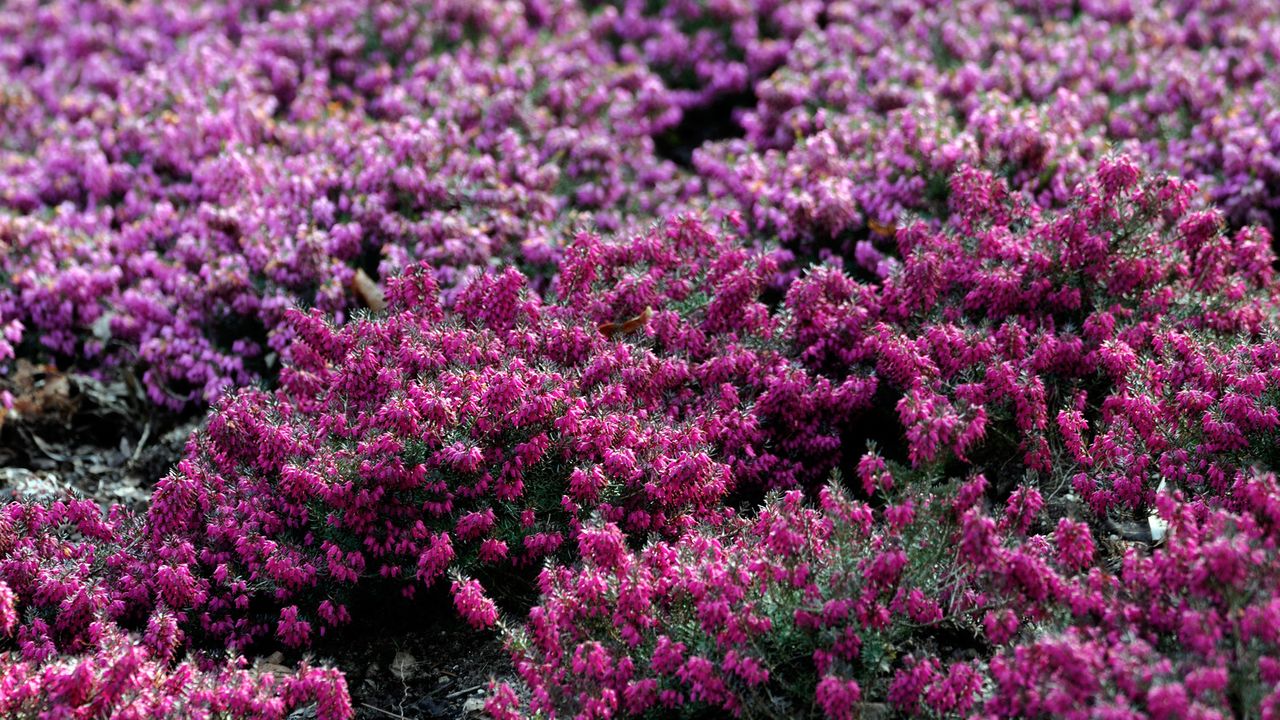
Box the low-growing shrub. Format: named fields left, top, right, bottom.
left=839, top=158, right=1275, bottom=514
left=587, top=0, right=822, bottom=111
left=493, top=463, right=1280, bottom=719
left=0, top=0, right=691, bottom=409
left=494, top=464, right=991, bottom=719
left=979, top=470, right=1280, bottom=719
left=147, top=248, right=734, bottom=648
left=0, top=498, right=351, bottom=719
left=144, top=212, right=884, bottom=649
left=555, top=214, right=877, bottom=489
left=143, top=157, right=1280, bottom=655
left=696, top=0, right=1280, bottom=257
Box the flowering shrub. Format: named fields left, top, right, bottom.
left=0, top=498, right=351, bottom=719
left=587, top=0, right=822, bottom=110
left=495, top=469, right=988, bottom=719
left=490, top=160, right=1280, bottom=717
left=0, top=500, right=146, bottom=656
left=142, top=211, right=888, bottom=649
left=1, top=628, right=352, bottom=720
left=968, top=470, right=1280, bottom=719
left=859, top=158, right=1274, bottom=514
left=9, top=2, right=1280, bottom=718
left=494, top=464, right=1280, bottom=719
left=147, top=252, right=734, bottom=648
left=556, top=214, right=877, bottom=489
left=695, top=0, right=1280, bottom=256
left=0, top=0, right=692, bottom=408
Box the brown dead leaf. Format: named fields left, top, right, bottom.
left=598, top=306, right=652, bottom=339
left=868, top=219, right=897, bottom=237
left=254, top=651, right=293, bottom=678
left=256, top=662, right=295, bottom=678
left=4, top=360, right=77, bottom=424
left=390, top=651, right=418, bottom=681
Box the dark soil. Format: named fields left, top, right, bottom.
left=0, top=360, right=197, bottom=509
left=653, top=88, right=757, bottom=167
left=302, top=594, right=515, bottom=720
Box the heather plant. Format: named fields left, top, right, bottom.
left=488, top=160, right=1280, bottom=717
left=0, top=499, right=150, bottom=658
left=0, top=498, right=351, bottom=719
left=9, top=2, right=1280, bottom=718
left=586, top=0, right=822, bottom=111
left=0, top=0, right=693, bottom=409
left=973, top=471, right=1280, bottom=719
left=859, top=158, right=1275, bottom=515
left=488, top=460, right=1044, bottom=719
left=139, top=158, right=1280, bottom=657
left=695, top=0, right=1280, bottom=257
left=146, top=258, right=733, bottom=649
left=0, top=628, right=352, bottom=720
left=555, top=214, right=877, bottom=489
left=491, top=463, right=1280, bottom=719
left=140, top=211, right=886, bottom=651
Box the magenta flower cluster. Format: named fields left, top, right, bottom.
left=142, top=212, right=890, bottom=650
left=866, top=158, right=1276, bottom=512
left=496, top=461, right=1280, bottom=719
left=7, top=0, right=1280, bottom=412
left=0, top=499, right=350, bottom=719
left=587, top=0, right=822, bottom=110
left=494, top=478, right=978, bottom=718
left=147, top=257, right=735, bottom=648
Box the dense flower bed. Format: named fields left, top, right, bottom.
left=8, top=0, right=1280, bottom=413
left=495, top=474, right=977, bottom=718
left=696, top=0, right=1280, bottom=258
left=146, top=213, right=882, bottom=649
left=490, top=160, right=1280, bottom=717
left=868, top=158, right=1276, bottom=512
left=0, top=499, right=350, bottom=719
left=148, top=261, right=733, bottom=648
left=7, top=2, right=1280, bottom=719
left=494, top=466, right=1280, bottom=719
left=0, top=0, right=691, bottom=408
left=587, top=0, right=822, bottom=110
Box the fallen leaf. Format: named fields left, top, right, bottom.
left=599, top=306, right=652, bottom=339
left=6, top=360, right=77, bottom=423
left=868, top=219, right=897, bottom=237
left=391, top=650, right=417, bottom=681
left=255, top=651, right=292, bottom=678
left=257, top=662, right=295, bottom=678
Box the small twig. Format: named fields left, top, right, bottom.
left=20, top=427, right=71, bottom=462
left=445, top=683, right=485, bottom=700
left=128, top=419, right=152, bottom=468
left=360, top=703, right=409, bottom=720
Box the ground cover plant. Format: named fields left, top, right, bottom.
left=696, top=0, right=1280, bottom=261
left=0, top=0, right=691, bottom=409
left=6, top=1, right=1280, bottom=719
